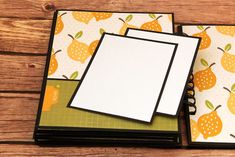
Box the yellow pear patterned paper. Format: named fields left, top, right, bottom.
left=182, top=25, right=235, bottom=144
left=48, top=10, right=174, bottom=80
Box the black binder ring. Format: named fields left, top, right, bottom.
left=186, top=74, right=197, bottom=115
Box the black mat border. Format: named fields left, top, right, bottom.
left=124, top=28, right=201, bottom=118
left=67, top=33, right=178, bottom=123
left=180, top=24, right=235, bottom=148
left=34, top=10, right=181, bottom=145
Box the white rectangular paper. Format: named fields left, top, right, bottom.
left=69, top=33, right=177, bottom=122
left=126, top=29, right=200, bottom=116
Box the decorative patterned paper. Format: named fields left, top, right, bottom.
left=38, top=10, right=178, bottom=132
left=40, top=80, right=178, bottom=131
left=48, top=10, right=174, bottom=80
left=182, top=25, right=235, bottom=144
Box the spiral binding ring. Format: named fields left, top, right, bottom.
left=185, top=74, right=197, bottom=115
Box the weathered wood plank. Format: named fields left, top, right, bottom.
left=0, top=93, right=38, bottom=141
left=0, top=54, right=46, bottom=91
left=0, top=18, right=51, bottom=53
left=0, top=93, right=39, bottom=120
left=1, top=1, right=235, bottom=53
left=1, top=0, right=235, bottom=155
left=0, top=0, right=235, bottom=20
left=0, top=92, right=187, bottom=144
left=0, top=121, right=35, bottom=142
left=0, top=144, right=235, bottom=157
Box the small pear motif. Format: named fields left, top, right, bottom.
left=67, top=31, right=89, bottom=63
left=140, top=14, right=162, bottom=32
left=194, top=58, right=216, bottom=92
left=88, top=28, right=105, bottom=55
left=55, top=12, right=66, bottom=35
left=92, top=12, right=112, bottom=21
left=218, top=44, right=235, bottom=73
left=197, top=100, right=222, bottom=139
left=223, top=84, right=235, bottom=115
left=193, top=26, right=211, bottom=50
left=48, top=49, right=61, bottom=76
left=72, top=11, right=94, bottom=24
left=119, top=15, right=138, bottom=35
left=216, top=26, right=235, bottom=37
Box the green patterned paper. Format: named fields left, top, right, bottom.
left=39, top=10, right=178, bottom=132
left=39, top=80, right=178, bottom=131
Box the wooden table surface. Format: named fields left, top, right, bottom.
left=1, top=0, right=235, bottom=156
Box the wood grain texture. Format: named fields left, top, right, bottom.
left=0, top=93, right=38, bottom=141
left=1, top=0, right=235, bottom=22
left=0, top=92, right=187, bottom=144
left=0, top=18, right=51, bottom=54
left=1, top=144, right=235, bottom=157
left=1, top=0, right=235, bottom=54
left=1, top=0, right=235, bottom=156
left=0, top=54, right=46, bottom=91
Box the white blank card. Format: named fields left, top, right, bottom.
left=69, top=33, right=177, bottom=122
left=126, top=28, right=200, bottom=116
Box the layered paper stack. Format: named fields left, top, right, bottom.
left=34, top=10, right=201, bottom=147
left=181, top=25, right=235, bottom=148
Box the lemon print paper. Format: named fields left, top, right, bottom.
left=48, top=10, right=174, bottom=80
left=197, top=100, right=222, bottom=139
left=48, top=49, right=61, bottom=76
left=216, top=26, right=235, bottom=37
left=223, top=83, right=235, bottom=115
left=140, top=14, right=162, bottom=32
left=118, top=15, right=138, bottom=35
left=218, top=44, right=235, bottom=73
left=194, top=58, right=216, bottom=92
left=182, top=25, right=235, bottom=144
left=55, top=12, right=66, bottom=35
left=38, top=10, right=177, bottom=132
left=192, top=26, right=211, bottom=50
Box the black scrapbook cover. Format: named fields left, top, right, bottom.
left=180, top=24, right=235, bottom=148
left=34, top=10, right=181, bottom=146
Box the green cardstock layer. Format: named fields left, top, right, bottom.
left=37, top=10, right=178, bottom=132
left=39, top=80, right=178, bottom=131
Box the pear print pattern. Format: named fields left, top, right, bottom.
left=193, top=26, right=211, bottom=50
left=218, top=44, right=235, bottom=73
left=67, top=31, right=90, bottom=63
left=190, top=119, right=200, bottom=141
left=194, top=59, right=216, bottom=92
left=197, top=100, right=223, bottom=139
left=182, top=25, right=235, bottom=143
left=72, top=11, right=94, bottom=24
left=88, top=28, right=105, bottom=55
left=223, top=84, right=235, bottom=115
left=92, top=12, right=112, bottom=21
left=216, top=26, right=235, bottom=37
left=140, top=14, right=162, bottom=32
left=55, top=12, right=66, bottom=35
left=49, top=11, right=173, bottom=80
left=72, top=11, right=113, bottom=24
left=119, top=15, right=138, bottom=35
left=48, top=49, right=61, bottom=76
left=62, top=71, right=79, bottom=80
